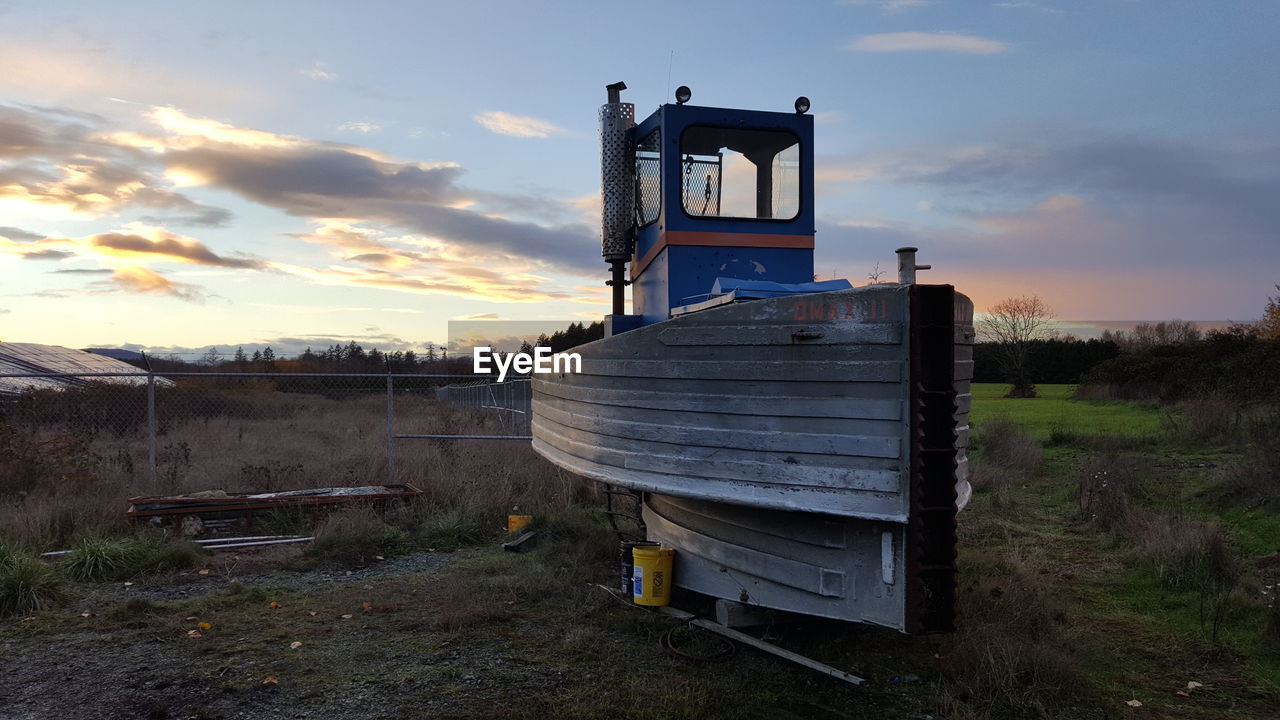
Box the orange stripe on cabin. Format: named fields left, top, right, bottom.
left=631, top=231, right=814, bottom=279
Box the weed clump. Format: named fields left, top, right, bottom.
left=939, top=548, right=1088, bottom=716
left=1164, top=393, right=1239, bottom=444
left=0, top=549, right=64, bottom=617
left=419, top=506, right=493, bottom=550
left=1215, top=446, right=1279, bottom=509
left=1075, top=455, right=1143, bottom=530
left=1130, top=515, right=1238, bottom=593
left=967, top=463, right=1018, bottom=509
left=974, top=418, right=1042, bottom=472
left=62, top=535, right=204, bottom=581
left=63, top=536, right=144, bottom=581
left=303, top=506, right=409, bottom=567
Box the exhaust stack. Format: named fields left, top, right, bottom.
left=599, top=81, right=635, bottom=315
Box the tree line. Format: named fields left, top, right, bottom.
left=133, top=322, right=607, bottom=375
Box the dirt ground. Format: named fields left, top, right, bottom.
left=0, top=540, right=909, bottom=720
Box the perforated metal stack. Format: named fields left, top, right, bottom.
left=598, top=99, right=636, bottom=262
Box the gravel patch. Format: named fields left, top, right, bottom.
left=111, top=551, right=454, bottom=601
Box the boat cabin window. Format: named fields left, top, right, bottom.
left=679, top=126, right=800, bottom=221
left=635, top=129, right=661, bottom=227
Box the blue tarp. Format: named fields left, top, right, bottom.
left=710, top=277, right=853, bottom=299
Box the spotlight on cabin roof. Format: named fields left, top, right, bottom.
left=674, top=85, right=692, bottom=105
left=794, top=96, right=810, bottom=114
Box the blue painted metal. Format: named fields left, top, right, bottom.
left=629, top=103, right=816, bottom=325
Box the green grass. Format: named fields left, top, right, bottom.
left=971, top=383, right=1166, bottom=441
left=0, top=550, right=64, bottom=617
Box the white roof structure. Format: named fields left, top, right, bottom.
left=0, top=342, right=154, bottom=395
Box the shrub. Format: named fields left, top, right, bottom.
left=1075, top=455, right=1142, bottom=530
left=1215, top=449, right=1279, bottom=508
left=974, top=418, right=1042, bottom=472
left=967, top=463, right=1018, bottom=509
left=1164, top=394, right=1239, bottom=444
left=1264, top=583, right=1280, bottom=643
left=0, top=551, right=64, bottom=617
left=63, top=535, right=203, bottom=581
left=420, top=506, right=493, bottom=551
left=1130, top=515, right=1237, bottom=593
left=63, top=536, right=145, bottom=581
left=138, top=539, right=205, bottom=574
left=939, top=548, right=1088, bottom=715
left=303, top=506, right=409, bottom=567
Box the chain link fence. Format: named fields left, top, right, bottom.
left=433, top=379, right=531, bottom=436
left=0, top=372, right=532, bottom=494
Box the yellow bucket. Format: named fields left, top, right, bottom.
left=507, top=514, right=533, bottom=533
left=631, top=545, right=675, bottom=606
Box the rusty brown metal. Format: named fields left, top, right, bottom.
left=126, top=484, right=421, bottom=522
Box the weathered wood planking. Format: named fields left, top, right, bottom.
left=531, top=283, right=975, bottom=630
left=531, top=283, right=970, bottom=519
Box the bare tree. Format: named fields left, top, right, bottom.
left=867, top=262, right=886, bottom=285
left=978, top=295, right=1054, bottom=398
left=199, top=346, right=223, bottom=367
left=1263, top=284, right=1280, bottom=341
left=1103, top=319, right=1202, bottom=351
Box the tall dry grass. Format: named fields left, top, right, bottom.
left=0, top=383, right=593, bottom=549
left=938, top=544, right=1089, bottom=716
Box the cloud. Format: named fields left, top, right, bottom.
left=840, top=0, right=932, bottom=11
left=20, top=249, right=73, bottom=260
left=0, top=104, right=232, bottom=226
left=299, top=63, right=337, bottom=81
left=815, top=133, right=1280, bottom=318
left=337, top=121, right=381, bottom=134
left=123, top=333, right=431, bottom=358
left=460, top=313, right=501, bottom=320
left=154, top=112, right=599, bottom=272
left=473, top=111, right=567, bottom=139
left=0, top=226, right=43, bottom=242
left=1, top=221, right=268, bottom=271
left=87, top=228, right=267, bottom=269
left=3, top=102, right=604, bottom=307
left=90, top=266, right=206, bottom=302
left=994, top=1, right=1063, bottom=14
left=847, top=32, right=1010, bottom=54
left=49, top=268, right=113, bottom=275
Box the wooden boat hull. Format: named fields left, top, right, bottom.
left=532, top=283, right=972, bottom=632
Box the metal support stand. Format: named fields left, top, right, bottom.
left=655, top=606, right=865, bottom=686
left=607, top=260, right=628, bottom=316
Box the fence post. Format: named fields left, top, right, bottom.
left=386, top=371, right=396, bottom=484
left=147, top=372, right=157, bottom=485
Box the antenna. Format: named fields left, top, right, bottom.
left=666, top=50, right=674, bottom=103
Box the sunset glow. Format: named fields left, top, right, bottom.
left=1, top=1, right=1276, bottom=357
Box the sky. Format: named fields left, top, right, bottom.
left=1, top=0, right=1277, bottom=356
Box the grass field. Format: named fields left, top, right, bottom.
left=2, top=382, right=1278, bottom=718
left=970, top=383, right=1167, bottom=440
